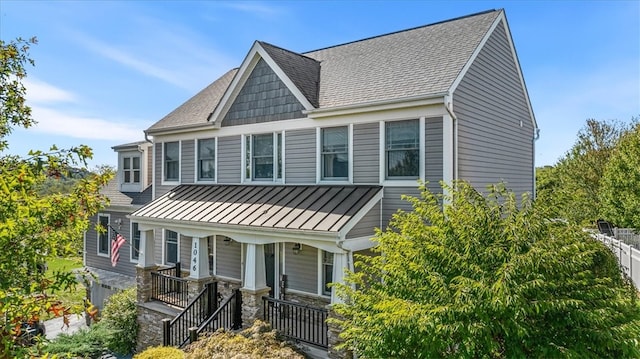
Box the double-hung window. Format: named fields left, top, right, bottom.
left=385, top=119, right=420, bottom=178
left=322, top=251, right=334, bottom=296
left=164, top=230, right=179, bottom=265
left=197, top=138, right=216, bottom=181
left=131, top=222, right=140, bottom=261
left=123, top=157, right=141, bottom=183
left=164, top=141, right=179, bottom=182
left=98, top=214, right=109, bottom=256
left=321, top=126, right=349, bottom=180
left=244, top=133, right=283, bottom=181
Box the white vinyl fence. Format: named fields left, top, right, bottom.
left=594, top=232, right=640, bottom=290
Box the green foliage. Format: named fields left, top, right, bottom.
left=537, top=119, right=628, bottom=226
left=100, top=288, right=138, bottom=354
left=0, top=37, right=114, bottom=357
left=333, top=181, right=640, bottom=358
left=183, top=320, right=305, bottom=359
left=134, top=346, right=184, bottom=359
left=43, top=323, right=114, bottom=359
left=600, top=121, right=640, bottom=231
left=44, top=257, right=85, bottom=320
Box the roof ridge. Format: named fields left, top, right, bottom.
left=303, top=9, right=499, bottom=54
left=257, top=41, right=320, bottom=63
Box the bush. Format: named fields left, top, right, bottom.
left=100, top=287, right=138, bottom=354
left=134, top=345, right=184, bottom=359
left=184, top=320, right=305, bottom=359
left=43, top=322, right=113, bottom=358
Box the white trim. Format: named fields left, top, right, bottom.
left=152, top=143, right=156, bottom=200
left=194, top=137, right=217, bottom=183
left=317, top=125, right=352, bottom=183
left=316, top=249, right=323, bottom=296
left=442, top=110, right=455, bottom=186
left=161, top=140, right=181, bottom=186
left=212, top=235, right=217, bottom=276
left=419, top=117, right=426, bottom=182
left=380, top=118, right=424, bottom=182
left=348, top=123, right=354, bottom=183
left=315, top=127, right=321, bottom=184
left=305, top=93, right=446, bottom=118
left=241, top=132, right=285, bottom=183
left=379, top=121, right=385, bottom=183
left=97, top=213, right=110, bottom=258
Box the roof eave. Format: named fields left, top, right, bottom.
left=305, top=93, right=448, bottom=119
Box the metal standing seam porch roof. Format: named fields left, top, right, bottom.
left=129, top=184, right=382, bottom=234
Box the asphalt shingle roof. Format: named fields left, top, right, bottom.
left=100, top=178, right=153, bottom=208
left=146, top=10, right=500, bottom=133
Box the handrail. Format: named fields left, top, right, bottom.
left=150, top=271, right=189, bottom=308
left=262, top=296, right=328, bottom=348
left=188, top=288, right=242, bottom=348
left=163, top=282, right=217, bottom=347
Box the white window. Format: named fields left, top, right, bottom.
left=385, top=119, right=420, bottom=179
left=197, top=138, right=216, bottom=181
left=322, top=251, right=334, bottom=296
left=321, top=126, right=349, bottom=180
left=164, top=141, right=180, bottom=182
left=97, top=214, right=110, bottom=256
left=244, top=133, right=283, bottom=182
left=164, top=229, right=179, bottom=265
left=123, top=156, right=141, bottom=184
left=130, top=222, right=140, bottom=261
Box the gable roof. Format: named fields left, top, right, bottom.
left=101, top=178, right=153, bottom=210
left=147, top=9, right=506, bottom=133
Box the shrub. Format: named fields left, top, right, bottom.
left=43, top=322, right=113, bottom=358
left=134, top=345, right=184, bottom=359
left=101, top=287, right=138, bottom=354
left=184, top=320, right=305, bottom=359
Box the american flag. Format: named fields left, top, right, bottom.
left=111, top=232, right=126, bottom=267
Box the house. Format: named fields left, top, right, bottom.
left=83, top=8, right=537, bottom=357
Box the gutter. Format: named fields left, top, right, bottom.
left=304, top=92, right=448, bottom=117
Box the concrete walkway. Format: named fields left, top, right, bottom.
left=44, top=314, right=88, bottom=340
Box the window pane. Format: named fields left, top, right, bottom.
left=133, top=170, right=140, bottom=183
left=132, top=223, right=140, bottom=260
left=165, top=142, right=179, bottom=161
left=322, top=251, right=334, bottom=296
left=199, top=159, right=215, bottom=180
left=132, top=157, right=140, bottom=169
left=253, top=156, right=273, bottom=179
left=123, top=157, right=130, bottom=170
left=252, top=134, right=274, bottom=180
left=198, top=139, right=215, bottom=159
left=245, top=135, right=251, bottom=180
left=164, top=142, right=179, bottom=181
left=166, top=161, right=178, bottom=181
left=98, top=216, right=109, bottom=254
left=165, top=230, right=178, bottom=264
left=277, top=133, right=282, bottom=179
left=253, top=134, right=273, bottom=156
left=321, top=127, right=348, bottom=180
left=124, top=171, right=131, bottom=183
left=386, top=120, right=419, bottom=178
left=198, top=139, right=215, bottom=180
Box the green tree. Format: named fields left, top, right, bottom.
left=0, top=38, right=113, bottom=357
left=333, top=181, right=640, bottom=358
left=600, top=120, right=640, bottom=230
left=537, top=119, right=628, bottom=226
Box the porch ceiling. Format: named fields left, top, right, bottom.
left=129, top=184, right=381, bottom=234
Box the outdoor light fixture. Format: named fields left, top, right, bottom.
left=292, top=243, right=302, bottom=255
left=223, top=237, right=231, bottom=246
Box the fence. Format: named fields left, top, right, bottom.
left=594, top=233, right=640, bottom=289
left=262, top=296, right=328, bottom=349
left=151, top=262, right=189, bottom=308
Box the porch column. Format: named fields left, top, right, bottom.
left=331, top=251, right=349, bottom=304
left=138, top=229, right=155, bottom=268
left=188, top=236, right=210, bottom=279
left=240, top=243, right=270, bottom=327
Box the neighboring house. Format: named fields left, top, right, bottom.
left=83, top=141, right=153, bottom=309
left=89, top=9, right=537, bottom=355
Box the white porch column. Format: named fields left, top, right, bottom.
left=188, top=236, right=210, bottom=279
left=243, top=243, right=268, bottom=291
left=137, top=229, right=155, bottom=268
left=331, top=251, right=349, bottom=304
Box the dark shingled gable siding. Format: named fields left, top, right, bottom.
left=222, top=59, right=305, bottom=126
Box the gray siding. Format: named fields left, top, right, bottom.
left=353, top=122, right=380, bottom=183
left=222, top=59, right=304, bottom=126
left=346, top=202, right=381, bottom=239
left=453, top=22, right=534, bottom=197
left=381, top=186, right=420, bottom=229
left=425, top=117, right=443, bottom=194
left=285, top=244, right=317, bottom=294
left=181, top=140, right=195, bottom=184
left=84, top=211, right=137, bottom=277
left=285, top=128, right=316, bottom=183
left=216, top=236, right=242, bottom=279
left=217, top=135, right=241, bottom=184
left=154, top=143, right=173, bottom=198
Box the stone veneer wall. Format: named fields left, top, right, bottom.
left=283, top=290, right=330, bottom=308
left=136, top=303, right=176, bottom=352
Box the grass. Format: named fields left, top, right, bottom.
left=44, top=257, right=86, bottom=319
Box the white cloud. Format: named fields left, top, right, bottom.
left=24, top=79, right=76, bottom=104
left=30, top=106, right=145, bottom=142
left=222, top=1, right=283, bottom=17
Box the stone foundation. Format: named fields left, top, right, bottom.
left=327, top=310, right=352, bottom=359
left=136, top=302, right=178, bottom=352
left=240, top=287, right=271, bottom=328
left=284, top=291, right=330, bottom=308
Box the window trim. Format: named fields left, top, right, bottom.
left=196, top=137, right=217, bottom=183
left=162, top=141, right=181, bottom=185
left=97, top=213, right=110, bottom=258
left=320, top=250, right=334, bottom=297
left=163, top=229, right=180, bottom=266
left=316, top=125, right=353, bottom=184
left=130, top=222, right=140, bottom=263
left=123, top=156, right=141, bottom=184
left=241, top=132, right=284, bottom=183
left=379, top=118, right=425, bottom=186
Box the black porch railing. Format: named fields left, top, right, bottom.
left=162, top=282, right=218, bottom=347
left=262, top=296, right=328, bottom=349
left=193, top=288, right=242, bottom=343
left=151, top=262, right=188, bottom=308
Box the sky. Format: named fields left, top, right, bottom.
left=1, top=0, right=638, bottom=169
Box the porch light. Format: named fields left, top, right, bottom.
left=292, top=243, right=302, bottom=255
left=223, top=237, right=231, bottom=246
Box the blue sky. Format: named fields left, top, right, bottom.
left=1, top=0, right=638, bottom=169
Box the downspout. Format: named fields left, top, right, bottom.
left=445, top=99, right=458, bottom=181
left=533, top=127, right=541, bottom=198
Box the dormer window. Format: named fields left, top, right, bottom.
left=123, top=156, right=141, bottom=184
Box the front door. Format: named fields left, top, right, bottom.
left=264, top=243, right=275, bottom=297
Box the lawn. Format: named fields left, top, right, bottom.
left=44, top=257, right=86, bottom=319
